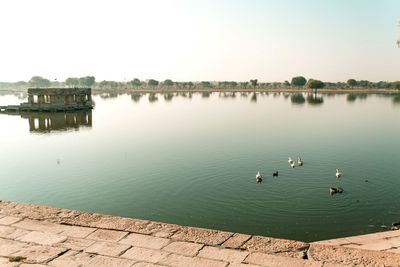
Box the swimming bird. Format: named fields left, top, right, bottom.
left=336, top=169, right=342, bottom=179
left=273, top=171, right=278, bottom=177
left=329, top=187, right=343, bottom=194
left=288, top=157, right=294, bottom=165
left=256, top=171, right=263, bottom=183
left=297, top=157, right=303, bottom=166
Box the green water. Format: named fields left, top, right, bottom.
left=1, top=92, right=399, bottom=242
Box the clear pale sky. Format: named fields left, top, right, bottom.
left=0, top=0, right=399, bottom=82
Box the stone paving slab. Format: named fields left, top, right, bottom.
left=16, top=231, right=67, bottom=246
left=85, top=241, right=132, bottom=257
left=0, top=200, right=400, bottom=267
left=308, top=243, right=400, bottom=266
left=242, top=235, right=310, bottom=258
left=162, top=241, right=204, bottom=256
left=0, top=225, right=30, bottom=240
left=122, top=246, right=170, bottom=263
left=0, top=216, right=23, bottom=225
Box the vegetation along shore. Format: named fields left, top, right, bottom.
left=1, top=76, right=399, bottom=94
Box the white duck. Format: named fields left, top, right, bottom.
left=256, top=171, right=262, bottom=183
left=288, top=157, right=294, bottom=164
left=336, top=169, right=342, bottom=179
left=297, top=157, right=303, bottom=166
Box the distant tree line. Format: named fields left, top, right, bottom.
left=0, top=75, right=399, bottom=91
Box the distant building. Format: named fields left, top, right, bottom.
left=21, top=87, right=93, bottom=111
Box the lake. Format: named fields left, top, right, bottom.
left=1, top=91, right=399, bottom=242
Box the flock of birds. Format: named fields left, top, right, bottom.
left=255, top=157, right=344, bottom=195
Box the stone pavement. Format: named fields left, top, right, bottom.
left=0, top=200, right=399, bottom=267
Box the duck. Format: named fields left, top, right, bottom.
left=290, top=162, right=295, bottom=168
left=297, top=157, right=303, bottom=166
left=336, top=169, right=342, bottom=179
left=288, top=157, right=294, bottom=165
left=273, top=171, right=278, bottom=177
left=256, top=171, right=263, bottom=183
left=330, top=187, right=343, bottom=194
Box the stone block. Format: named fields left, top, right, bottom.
left=0, top=216, right=23, bottom=225
left=55, top=237, right=96, bottom=251
left=48, top=250, right=96, bottom=267
left=0, top=225, right=30, bottom=239
left=221, top=233, right=251, bottom=249
left=198, top=246, right=249, bottom=263
left=83, top=255, right=136, bottom=267
left=59, top=225, right=96, bottom=238
left=171, top=227, right=233, bottom=246
left=242, top=235, right=309, bottom=258
left=10, top=244, right=67, bottom=264
left=0, top=257, right=19, bottom=267
left=0, top=201, right=80, bottom=222
left=245, top=252, right=321, bottom=267
left=0, top=239, right=25, bottom=256
left=17, top=231, right=67, bottom=245
left=13, top=219, right=66, bottom=234
left=145, top=222, right=182, bottom=237
left=159, top=253, right=228, bottom=267
left=87, top=229, right=128, bottom=242
left=85, top=241, right=131, bottom=257
left=120, top=233, right=170, bottom=249
left=132, top=263, right=165, bottom=267
left=163, top=241, right=203, bottom=256
left=122, top=246, right=169, bottom=263
left=308, top=243, right=400, bottom=266
left=227, top=263, right=265, bottom=267
left=20, top=264, right=48, bottom=267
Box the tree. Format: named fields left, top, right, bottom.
left=147, top=79, right=159, bottom=88
left=391, top=81, right=400, bottom=91
left=291, top=76, right=307, bottom=88
left=358, top=80, right=369, bottom=87
left=29, top=76, right=51, bottom=87
left=65, top=77, right=80, bottom=87
left=306, top=79, right=325, bottom=93
left=163, top=79, right=174, bottom=87
left=79, top=76, right=95, bottom=87
left=347, top=79, right=357, bottom=88
left=250, top=79, right=258, bottom=89
left=131, top=78, right=141, bottom=89
left=240, top=82, right=249, bottom=89
left=284, top=80, right=290, bottom=87
left=201, top=81, right=211, bottom=88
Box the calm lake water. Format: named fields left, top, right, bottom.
left=1, top=92, right=400, bottom=242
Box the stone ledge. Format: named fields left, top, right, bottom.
left=308, top=243, right=400, bottom=267
left=1, top=199, right=400, bottom=267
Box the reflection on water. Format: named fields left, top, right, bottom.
left=347, top=94, right=357, bottom=102
left=1, top=93, right=400, bottom=242
left=131, top=93, right=142, bottom=102
left=148, top=93, right=158, bottom=103
left=306, top=94, right=324, bottom=105
left=291, top=94, right=306, bottom=104
left=250, top=92, right=257, bottom=102
left=163, top=93, right=174, bottom=102
left=394, top=95, right=400, bottom=104
left=202, top=92, right=211, bottom=98
left=5, top=111, right=92, bottom=134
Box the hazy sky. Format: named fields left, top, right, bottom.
left=0, top=0, right=399, bottom=82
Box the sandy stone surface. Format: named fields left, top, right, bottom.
left=0, top=200, right=399, bottom=267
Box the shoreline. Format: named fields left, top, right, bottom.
left=1, top=88, right=399, bottom=95
left=0, top=200, right=399, bottom=266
